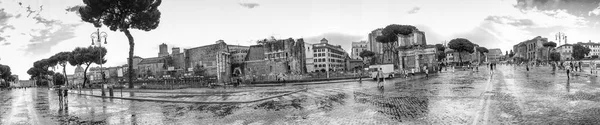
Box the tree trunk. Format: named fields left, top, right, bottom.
left=62, top=63, right=68, bottom=86
left=83, top=64, right=90, bottom=88
left=124, top=29, right=135, bottom=89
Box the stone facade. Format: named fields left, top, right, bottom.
left=351, top=41, right=368, bottom=60
left=487, top=48, right=503, bottom=63
left=398, top=46, right=437, bottom=72
left=136, top=56, right=168, bottom=78
left=305, top=42, right=315, bottom=72
left=158, top=43, right=169, bottom=57
left=368, top=29, right=384, bottom=64
left=513, top=36, right=549, bottom=61
left=66, top=65, right=85, bottom=86
left=184, top=40, right=231, bottom=83
left=242, top=38, right=307, bottom=82
left=346, top=59, right=364, bottom=71
left=557, top=44, right=574, bottom=61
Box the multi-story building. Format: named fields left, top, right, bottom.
left=368, top=29, right=384, bottom=63
left=513, top=36, right=549, bottom=61
left=576, top=41, right=600, bottom=57
left=487, top=48, right=503, bottom=63
left=305, top=42, right=315, bottom=72
left=557, top=44, right=574, bottom=61
left=243, top=38, right=306, bottom=81
left=312, top=38, right=347, bottom=72
left=66, top=65, right=85, bottom=86
left=184, top=40, right=231, bottom=83
left=351, top=41, right=368, bottom=60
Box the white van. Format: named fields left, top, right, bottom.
left=369, top=64, right=395, bottom=80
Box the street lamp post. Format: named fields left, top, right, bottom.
left=91, top=28, right=107, bottom=96
left=556, top=32, right=567, bottom=46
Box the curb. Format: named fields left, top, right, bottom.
left=70, top=88, right=308, bottom=104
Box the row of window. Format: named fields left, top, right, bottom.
left=314, top=64, right=344, bottom=68
left=313, top=58, right=344, bottom=63
left=313, top=49, right=327, bottom=52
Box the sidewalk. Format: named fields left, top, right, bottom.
left=69, top=87, right=307, bottom=104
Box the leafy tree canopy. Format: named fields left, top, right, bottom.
left=0, top=64, right=12, bottom=80
left=550, top=52, right=561, bottom=62
left=359, top=50, right=376, bottom=58
left=476, top=47, right=489, bottom=54
left=435, top=44, right=445, bottom=52
left=79, top=0, right=161, bottom=31
left=572, top=44, right=591, bottom=60
left=376, top=24, right=418, bottom=44
left=448, top=38, right=475, bottom=53
left=79, top=0, right=162, bottom=89
left=543, top=42, right=557, bottom=48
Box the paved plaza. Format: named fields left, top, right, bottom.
left=2, top=65, right=600, bottom=124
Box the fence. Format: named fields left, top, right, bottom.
left=113, top=77, right=218, bottom=89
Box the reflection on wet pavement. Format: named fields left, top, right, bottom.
left=3, top=65, right=600, bottom=124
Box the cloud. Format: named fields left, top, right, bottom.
left=407, top=7, right=420, bottom=14
left=485, top=16, right=535, bottom=27
left=239, top=3, right=260, bottom=9
left=304, top=32, right=363, bottom=53
left=589, top=3, right=600, bottom=16
left=65, top=5, right=84, bottom=15
left=0, top=9, right=14, bottom=43
left=515, top=0, right=600, bottom=16
left=24, top=16, right=81, bottom=56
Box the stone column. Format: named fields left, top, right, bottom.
left=399, top=51, right=404, bottom=71
left=415, top=54, right=420, bottom=72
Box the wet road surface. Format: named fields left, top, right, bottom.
left=1, top=65, right=599, bottom=124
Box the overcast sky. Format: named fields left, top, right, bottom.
left=2, top=0, right=600, bottom=79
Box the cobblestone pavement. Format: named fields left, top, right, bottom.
left=483, top=65, right=600, bottom=124
left=7, top=65, right=599, bottom=124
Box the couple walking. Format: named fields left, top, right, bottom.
left=56, top=86, right=69, bottom=110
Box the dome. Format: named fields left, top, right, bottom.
left=74, top=65, right=84, bottom=73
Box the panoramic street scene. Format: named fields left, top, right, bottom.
left=2, top=0, right=600, bottom=124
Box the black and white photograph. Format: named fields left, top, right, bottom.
left=1, top=0, right=600, bottom=124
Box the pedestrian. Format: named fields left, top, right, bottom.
left=62, top=86, right=68, bottom=105
left=376, top=68, right=383, bottom=87
left=526, top=63, right=529, bottom=71
left=411, top=68, right=416, bottom=78
left=424, top=65, right=429, bottom=78
left=56, top=87, right=63, bottom=109
left=579, top=61, right=582, bottom=72
left=567, top=66, right=571, bottom=79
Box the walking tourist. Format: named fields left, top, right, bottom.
left=376, top=68, right=384, bottom=87
left=62, top=86, right=68, bottom=105
left=56, top=87, right=63, bottom=109
left=424, top=66, right=429, bottom=78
